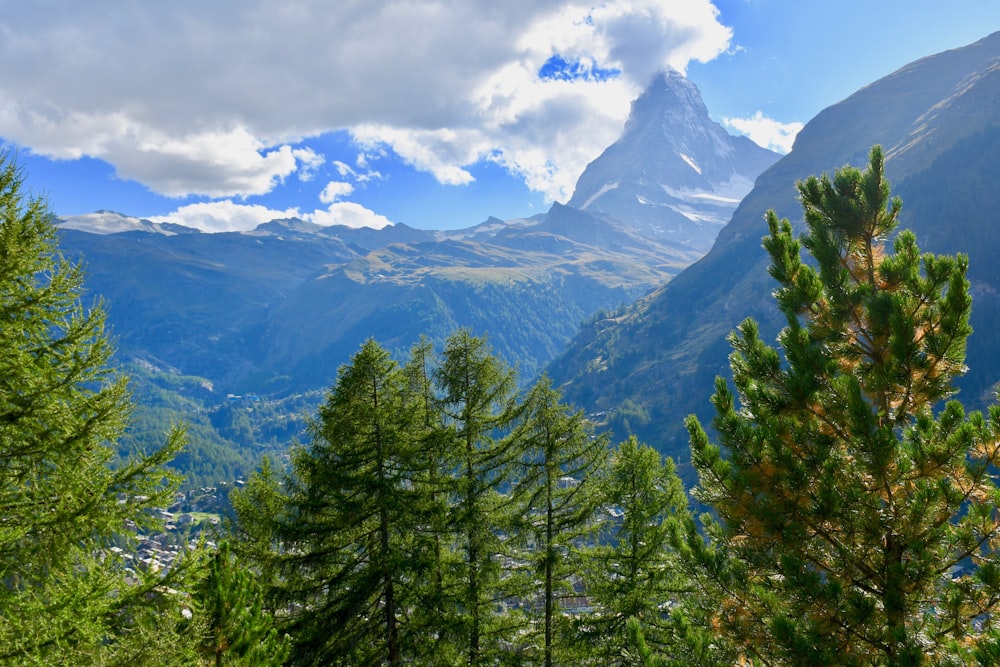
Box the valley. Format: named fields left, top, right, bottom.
left=59, top=69, right=779, bottom=488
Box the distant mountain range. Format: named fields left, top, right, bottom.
left=547, top=31, right=1000, bottom=479
left=58, top=71, right=776, bottom=397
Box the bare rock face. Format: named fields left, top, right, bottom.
left=567, top=70, right=780, bottom=253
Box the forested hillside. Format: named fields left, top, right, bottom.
left=549, top=31, right=1000, bottom=476
left=9, top=133, right=1000, bottom=664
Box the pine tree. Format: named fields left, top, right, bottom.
left=401, top=337, right=461, bottom=664
left=0, top=153, right=189, bottom=663
left=229, top=455, right=285, bottom=589
left=434, top=329, right=525, bottom=665
left=581, top=436, right=690, bottom=665
left=273, top=339, right=430, bottom=666
left=686, top=146, right=1000, bottom=664
left=511, top=376, right=608, bottom=667
left=194, top=542, right=289, bottom=667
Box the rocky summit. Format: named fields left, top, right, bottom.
left=567, top=69, right=780, bottom=253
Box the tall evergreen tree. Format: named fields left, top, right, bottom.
left=686, top=146, right=1000, bottom=664
left=274, top=340, right=430, bottom=665
left=512, top=376, right=608, bottom=667
left=194, top=541, right=289, bottom=667
left=229, top=455, right=285, bottom=590
left=401, top=337, right=461, bottom=663
left=0, top=153, right=190, bottom=663
left=581, top=437, right=690, bottom=665
left=434, top=329, right=524, bottom=665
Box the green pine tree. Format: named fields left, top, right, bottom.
left=272, top=339, right=431, bottom=666
left=229, top=455, right=286, bottom=590
left=0, top=153, right=192, bottom=664
left=686, top=146, right=1000, bottom=665
left=434, top=329, right=525, bottom=665
left=581, top=437, right=692, bottom=665
left=511, top=376, right=608, bottom=667
left=401, top=337, right=462, bottom=664
left=194, top=542, right=289, bottom=667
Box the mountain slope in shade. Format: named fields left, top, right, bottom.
left=58, top=204, right=692, bottom=394
left=548, top=31, right=1000, bottom=478
left=54, top=66, right=781, bottom=397
left=567, top=69, right=780, bottom=253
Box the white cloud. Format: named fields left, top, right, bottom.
left=723, top=112, right=804, bottom=154
left=352, top=125, right=479, bottom=186
left=149, top=197, right=391, bottom=233
left=319, top=181, right=354, bottom=204
left=332, top=161, right=355, bottom=178
left=149, top=201, right=303, bottom=233
left=305, top=202, right=392, bottom=230
left=0, top=1, right=734, bottom=202
left=294, top=147, right=325, bottom=182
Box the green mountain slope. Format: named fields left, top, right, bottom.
left=548, top=31, right=1000, bottom=479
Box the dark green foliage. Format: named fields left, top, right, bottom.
left=510, top=376, right=608, bottom=667
left=686, top=146, right=1000, bottom=664
left=273, top=340, right=433, bottom=666
left=434, top=329, right=527, bottom=664
left=234, top=332, right=678, bottom=666
left=228, top=456, right=286, bottom=590
left=194, top=542, right=289, bottom=667
left=0, top=153, right=192, bottom=663
left=580, top=437, right=692, bottom=665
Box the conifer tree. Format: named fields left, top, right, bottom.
left=686, top=146, right=1000, bottom=664
left=434, top=329, right=525, bottom=665
left=0, top=153, right=190, bottom=663
left=273, top=340, right=431, bottom=665
left=401, top=338, right=460, bottom=663
left=229, top=455, right=285, bottom=589
left=581, top=436, right=690, bottom=665
left=511, top=376, right=608, bottom=667
left=194, top=542, right=289, bottom=667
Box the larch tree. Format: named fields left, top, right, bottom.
left=511, top=375, right=608, bottom=667
left=686, top=146, right=1000, bottom=665
left=581, top=436, right=691, bottom=666
left=0, top=153, right=191, bottom=663
left=401, top=337, right=461, bottom=663
left=273, top=339, right=431, bottom=666
left=434, top=329, right=525, bottom=665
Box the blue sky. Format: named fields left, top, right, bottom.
left=2, top=1, right=998, bottom=232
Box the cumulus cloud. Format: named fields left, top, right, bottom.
left=306, top=202, right=392, bottom=230
left=149, top=201, right=302, bottom=233
left=294, top=147, right=325, bottom=182
left=723, top=112, right=804, bottom=154
left=150, top=195, right=392, bottom=232
left=318, top=181, right=354, bottom=204
left=0, top=1, right=735, bottom=202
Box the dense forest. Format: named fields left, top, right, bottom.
left=4, top=146, right=1000, bottom=665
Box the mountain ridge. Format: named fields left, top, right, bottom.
left=57, top=68, right=773, bottom=397
left=567, top=69, right=780, bottom=251
left=548, top=31, right=1000, bottom=476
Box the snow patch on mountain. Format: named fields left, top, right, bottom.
left=661, top=173, right=756, bottom=206
left=678, top=152, right=702, bottom=174
left=580, top=182, right=620, bottom=210
left=57, top=211, right=195, bottom=235
left=564, top=70, right=780, bottom=253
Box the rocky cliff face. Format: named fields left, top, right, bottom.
left=548, top=32, right=1000, bottom=475
left=567, top=70, right=780, bottom=252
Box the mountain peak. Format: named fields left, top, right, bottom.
left=565, top=70, right=779, bottom=252
left=624, top=69, right=709, bottom=133
left=57, top=210, right=198, bottom=236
